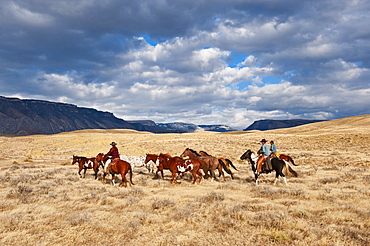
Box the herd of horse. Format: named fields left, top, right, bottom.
left=72, top=148, right=298, bottom=187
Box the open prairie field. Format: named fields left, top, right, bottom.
left=0, top=115, right=370, bottom=245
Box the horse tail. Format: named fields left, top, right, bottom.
left=129, top=165, right=135, bottom=185
left=284, top=161, right=298, bottom=177
left=219, top=159, right=232, bottom=175
left=226, top=159, right=238, bottom=171
left=289, top=156, right=298, bottom=166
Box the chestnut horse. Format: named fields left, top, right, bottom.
left=144, top=153, right=159, bottom=173
left=158, top=153, right=202, bottom=184
left=72, top=155, right=99, bottom=179
left=180, top=148, right=222, bottom=182
left=199, top=151, right=238, bottom=179
left=278, top=154, right=298, bottom=166
left=95, top=153, right=110, bottom=171
left=155, top=153, right=172, bottom=178
left=240, top=149, right=298, bottom=185
left=96, top=153, right=134, bottom=187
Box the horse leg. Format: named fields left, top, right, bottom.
left=129, top=168, right=135, bottom=186
left=196, top=170, right=203, bottom=183
left=209, top=169, right=217, bottom=182
left=102, top=172, right=106, bottom=184
left=94, top=167, right=98, bottom=180
left=170, top=175, right=175, bottom=184
left=170, top=170, right=178, bottom=184
left=78, top=164, right=83, bottom=178
left=190, top=170, right=197, bottom=184
left=119, top=173, right=128, bottom=187
left=220, top=169, right=226, bottom=181
left=111, top=174, right=116, bottom=186
left=83, top=168, right=87, bottom=178
left=155, top=169, right=160, bottom=178
left=255, top=173, right=259, bottom=185
left=273, top=176, right=278, bottom=185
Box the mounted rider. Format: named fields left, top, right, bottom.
left=270, top=140, right=277, bottom=157
left=106, top=142, right=120, bottom=166
left=256, top=139, right=273, bottom=173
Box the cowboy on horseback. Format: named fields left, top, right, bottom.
left=106, top=142, right=120, bottom=166
left=270, top=140, right=277, bottom=156
left=256, top=139, right=273, bottom=174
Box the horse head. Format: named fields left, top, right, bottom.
left=180, top=148, right=199, bottom=158
left=72, top=155, right=85, bottom=165
left=72, top=155, right=78, bottom=165
left=240, top=149, right=252, bottom=160
left=145, top=153, right=158, bottom=164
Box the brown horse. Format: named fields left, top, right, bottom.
left=155, top=153, right=172, bottom=178
left=102, top=159, right=135, bottom=187
left=72, top=155, right=99, bottom=179
left=278, top=154, right=298, bottom=166
left=144, top=153, right=159, bottom=173
left=180, top=148, right=222, bottom=181
left=95, top=153, right=134, bottom=187
left=199, top=150, right=238, bottom=179
left=158, top=154, right=202, bottom=184
left=95, top=153, right=110, bottom=171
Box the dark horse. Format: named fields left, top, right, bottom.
left=72, top=155, right=99, bottom=179
left=199, top=150, right=238, bottom=179
left=180, top=148, right=228, bottom=181
left=240, top=149, right=298, bottom=185
left=96, top=153, right=134, bottom=187
left=158, top=153, right=202, bottom=184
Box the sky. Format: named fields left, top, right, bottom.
left=1, top=0, right=370, bottom=130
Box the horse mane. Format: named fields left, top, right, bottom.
left=160, top=153, right=172, bottom=158
left=186, top=148, right=201, bottom=156
left=199, top=150, right=211, bottom=156
left=73, top=155, right=86, bottom=159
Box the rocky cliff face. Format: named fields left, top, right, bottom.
left=0, top=96, right=148, bottom=135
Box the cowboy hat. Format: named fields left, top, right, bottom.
left=110, top=142, right=117, bottom=146
left=260, top=139, right=267, bottom=143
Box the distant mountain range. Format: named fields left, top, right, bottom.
left=127, top=121, right=238, bottom=133
left=0, top=96, right=323, bottom=135
left=0, top=96, right=237, bottom=135
left=244, top=119, right=325, bottom=131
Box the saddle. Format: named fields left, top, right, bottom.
left=264, top=156, right=273, bottom=172
left=110, top=158, right=120, bottom=166
left=256, top=156, right=273, bottom=174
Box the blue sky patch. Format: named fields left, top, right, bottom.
left=227, top=51, right=250, bottom=68
left=141, top=34, right=157, bottom=46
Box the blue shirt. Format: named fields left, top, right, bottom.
left=261, top=143, right=270, bottom=157
left=270, top=144, right=277, bottom=154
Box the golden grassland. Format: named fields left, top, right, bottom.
left=0, top=115, right=370, bottom=245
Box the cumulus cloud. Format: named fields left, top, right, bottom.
left=0, top=0, right=370, bottom=130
